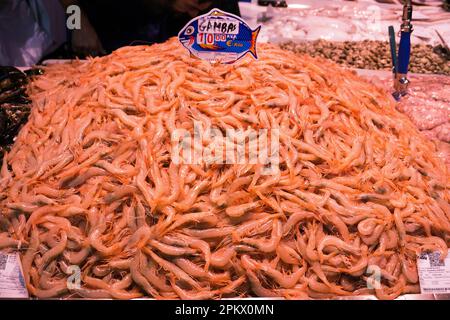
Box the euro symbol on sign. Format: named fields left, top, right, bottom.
left=226, top=40, right=232, bottom=47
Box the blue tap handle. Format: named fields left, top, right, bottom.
left=388, top=26, right=397, bottom=74
left=397, top=31, right=411, bottom=74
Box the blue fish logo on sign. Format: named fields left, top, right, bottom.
left=178, top=9, right=261, bottom=64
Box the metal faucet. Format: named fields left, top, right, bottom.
left=392, top=0, right=413, bottom=100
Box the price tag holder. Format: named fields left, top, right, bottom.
left=178, top=8, right=261, bottom=64
left=0, top=251, right=28, bottom=298
left=417, top=251, right=450, bottom=294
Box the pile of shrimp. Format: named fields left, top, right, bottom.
left=0, top=38, right=449, bottom=300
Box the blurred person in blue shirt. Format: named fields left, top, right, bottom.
left=59, top=0, right=241, bottom=57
